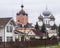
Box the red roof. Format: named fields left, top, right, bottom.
left=32, top=29, right=44, bottom=36
left=0, top=17, right=12, bottom=26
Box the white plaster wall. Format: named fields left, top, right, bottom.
left=0, top=27, right=4, bottom=42
left=43, top=18, right=50, bottom=24
left=48, top=30, right=57, bottom=37
left=35, top=36, right=40, bottom=39
left=4, top=22, right=15, bottom=42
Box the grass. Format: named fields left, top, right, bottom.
left=27, top=46, right=44, bottom=48
left=27, top=41, right=60, bottom=48
left=27, top=42, right=60, bottom=48
left=27, top=45, right=60, bottom=48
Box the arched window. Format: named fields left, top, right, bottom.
left=18, top=20, right=20, bottom=22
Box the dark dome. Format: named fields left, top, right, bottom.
left=38, top=15, right=43, bottom=19
left=43, top=10, right=51, bottom=16
left=38, top=15, right=43, bottom=21
left=17, top=9, right=28, bottom=16
left=50, top=14, right=55, bottom=20
left=21, top=4, right=24, bottom=8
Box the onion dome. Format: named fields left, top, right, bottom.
left=38, top=15, right=43, bottom=19
left=38, top=15, right=43, bottom=21
left=21, top=4, right=24, bottom=8
left=50, top=14, right=55, bottom=20
left=43, top=10, right=51, bottom=16
left=17, top=4, right=28, bottom=16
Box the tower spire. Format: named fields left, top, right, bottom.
left=46, top=4, right=48, bottom=10
left=21, top=0, right=24, bottom=8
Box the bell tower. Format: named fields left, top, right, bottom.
left=16, top=4, right=28, bottom=27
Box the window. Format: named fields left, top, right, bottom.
left=17, top=24, right=22, bottom=27
left=7, top=37, right=13, bottom=42
left=18, top=20, right=20, bottom=22
left=0, top=37, right=2, bottom=42
left=7, top=26, right=13, bottom=32
left=10, top=26, right=13, bottom=32
left=7, top=26, right=9, bottom=32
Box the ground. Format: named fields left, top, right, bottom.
left=27, top=45, right=60, bottom=48
left=27, top=46, right=60, bottom=48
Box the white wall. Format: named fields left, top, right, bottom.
left=4, top=23, right=15, bottom=42
left=48, top=30, right=57, bottom=37
left=0, top=27, right=4, bottom=42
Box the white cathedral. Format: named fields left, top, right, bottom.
left=37, top=8, right=57, bottom=37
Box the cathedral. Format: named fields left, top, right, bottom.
left=37, top=7, right=57, bottom=37
left=38, top=7, right=55, bottom=30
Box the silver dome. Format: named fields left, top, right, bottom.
left=43, top=10, right=51, bottom=16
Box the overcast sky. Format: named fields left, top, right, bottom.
left=0, top=0, right=60, bottom=26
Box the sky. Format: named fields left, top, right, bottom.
left=0, top=0, right=60, bottom=26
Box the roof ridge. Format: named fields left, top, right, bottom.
left=0, top=17, right=12, bottom=18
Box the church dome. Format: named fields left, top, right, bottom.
left=17, top=4, right=28, bottom=16
left=38, top=15, right=43, bottom=19
left=43, top=10, right=51, bottom=16
left=17, top=10, right=28, bottom=16
left=50, top=14, right=55, bottom=20
left=18, top=9, right=28, bottom=16
left=38, top=15, right=43, bottom=21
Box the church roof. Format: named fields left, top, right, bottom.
left=43, top=6, right=51, bottom=16
left=43, top=10, right=51, bottom=16
left=17, top=5, right=28, bottom=16
left=50, top=14, right=55, bottom=20
left=17, top=9, right=28, bottom=16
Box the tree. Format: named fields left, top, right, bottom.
left=41, top=23, right=46, bottom=33
left=35, top=22, right=39, bottom=30
left=51, top=24, right=57, bottom=30
left=58, top=24, right=60, bottom=37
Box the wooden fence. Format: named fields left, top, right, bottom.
left=0, top=39, right=58, bottom=48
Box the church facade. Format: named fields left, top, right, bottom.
left=37, top=8, right=57, bottom=37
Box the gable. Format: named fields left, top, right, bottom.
left=6, top=18, right=16, bottom=26
left=28, top=30, right=35, bottom=36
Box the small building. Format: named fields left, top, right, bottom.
left=0, top=17, right=16, bottom=42
left=25, top=29, right=45, bottom=40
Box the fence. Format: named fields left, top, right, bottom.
left=0, top=39, right=58, bottom=48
